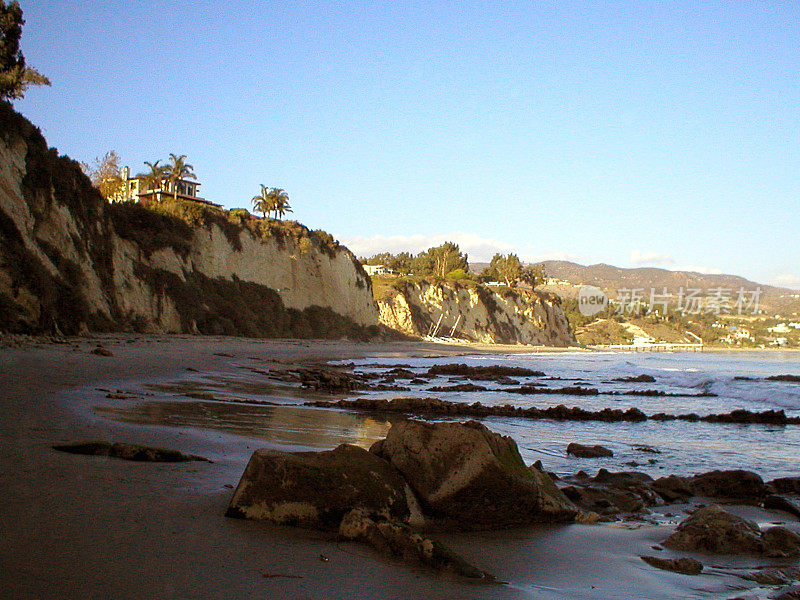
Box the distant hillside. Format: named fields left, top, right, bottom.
left=537, top=261, right=798, bottom=316
left=471, top=260, right=799, bottom=316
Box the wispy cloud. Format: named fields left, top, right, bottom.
left=772, top=273, right=800, bottom=290
left=629, top=250, right=675, bottom=266
left=629, top=250, right=723, bottom=275
left=340, top=232, right=580, bottom=264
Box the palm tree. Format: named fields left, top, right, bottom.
left=268, top=188, right=292, bottom=219
left=141, top=160, right=168, bottom=195
left=167, top=153, right=196, bottom=200
left=251, top=184, right=275, bottom=218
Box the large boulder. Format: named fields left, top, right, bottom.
left=226, top=444, right=411, bottom=529
left=372, top=419, right=577, bottom=529
left=689, top=470, right=766, bottom=503
left=664, top=505, right=764, bottom=554
left=762, top=527, right=800, bottom=558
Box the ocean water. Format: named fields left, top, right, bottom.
left=348, top=351, right=800, bottom=480
left=98, top=350, right=800, bottom=481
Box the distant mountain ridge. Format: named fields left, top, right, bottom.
left=470, top=260, right=798, bottom=315
left=539, top=261, right=792, bottom=295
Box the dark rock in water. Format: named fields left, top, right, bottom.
left=635, top=445, right=661, bottom=454
left=410, top=378, right=428, bottom=385
left=297, top=368, right=364, bottom=393
left=762, top=526, right=800, bottom=557
left=767, top=375, right=800, bottom=383
left=494, top=376, right=520, bottom=386
left=690, top=470, right=766, bottom=503
left=560, top=469, right=660, bottom=516
left=769, top=478, right=800, bottom=495
left=734, top=376, right=756, bottom=381
left=640, top=555, right=702, bottom=575
left=226, top=444, right=411, bottom=529
left=53, top=441, right=210, bottom=462
left=426, top=364, right=545, bottom=380
left=427, top=383, right=488, bottom=393
left=652, top=475, right=693, bottom=503
left=91, top=345, right=113, bottom=357
left=664, top=505, right=764, bottom=555
left=338, top=509, right=495, bottom=582
left=372, top=420, right=577, bottom=529
left=566, top=443, right=613, bottom=458
left=384, top=367, right=417, bottom=379
left=764, top=495, right=800, bottom=519
left=614, top=374, right=656, bottom=383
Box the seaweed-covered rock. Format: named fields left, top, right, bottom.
left=226, top=444, right=410, bottom=529
left=664, top=505, right=763, bottom=555
left=372, top=420, right=577, bottom=529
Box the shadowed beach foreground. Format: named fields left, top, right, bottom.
left=1, top=335, right=798, bottom=599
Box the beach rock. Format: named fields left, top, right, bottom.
left=766, top=375, right=800, bottom=382
left=664, top=505, right=764, bottom=554
left=427, top=383, right=488, bottom=392
left=652, top=475, right=694, bottom=503
left=226, top=444, right=410, bottom=529
left=566, top=443, right=614, bottom=458
left=614, top=374, right=656, bottom=383
left=640, top=555, right=703, bottom=575
left=635, top=445, right=661, bottom=454
left=372, top=420, right=577, bottom=529
left=741, top=566, right=800, bottom=586
left=762, top=526, right=800, bottom=557
left=426, top=364, right=545, bottom=380
left=769, top=478, right=800, bottom=495
left=560, top=470, right=660, bottom=516
left=53, top=441, right=210, bottom=462
left=690, top=470, right=766, bottom=502
left=297, top=368, right=364, bottom=393
left=91, top=345, right=113, bottom=357
left=338, top=509, right=494, bottom=581
left=764, top=495, right=800, bottom=519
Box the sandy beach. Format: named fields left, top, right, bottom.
left=1, top=335, right=795, bottom=599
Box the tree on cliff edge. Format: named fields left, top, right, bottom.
left=0, top=1, right=50, bottom=100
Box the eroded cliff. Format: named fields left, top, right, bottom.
left=377, top=279, right=574, bottom=345
left=0, top=102, right=378, bottom=337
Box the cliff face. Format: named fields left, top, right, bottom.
left=0, top=103, right=378, bottom=337
left=377, top=279, right=575, bottom=346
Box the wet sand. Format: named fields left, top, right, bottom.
left=0, top=335, right=792, bottom=599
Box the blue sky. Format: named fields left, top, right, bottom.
left=13, top=1, right=800, bottom=288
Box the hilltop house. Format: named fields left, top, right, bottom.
left=363, top=264, right=389, bottom=276
left=111, top=167, right=221, bottom=207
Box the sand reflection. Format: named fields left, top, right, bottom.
left=96, top=401, right=394, bottom=451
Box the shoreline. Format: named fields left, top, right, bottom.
left=1, top=334, right=796, bottom=599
